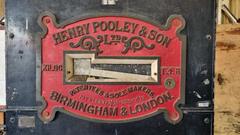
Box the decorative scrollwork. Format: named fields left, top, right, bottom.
left=122, top=36, right=155, bottom=54
left=69, top=36, right=103, bottom=54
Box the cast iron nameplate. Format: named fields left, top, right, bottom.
left=37, top=12, right=186, bottom=124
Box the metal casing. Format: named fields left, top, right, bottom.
left=5, top=0, right=215, bottom=134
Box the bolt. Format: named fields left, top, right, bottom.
left=164, top=78, right=176, bottom=89
left=45, top=19, right=50, bottom=24
left=204, top=118, right=210, bottom=124
left=43, top=111, right=50, bottom=117
left=9, top=117, right=15, bottom=123
left=9, top=33, right=14, bottom=39
left=206, top=34, right=212, bottom=40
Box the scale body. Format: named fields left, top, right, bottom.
left=5, top=0, right=215, bottom=135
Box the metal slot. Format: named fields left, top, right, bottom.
left=65, top=53, right=159, bottom=83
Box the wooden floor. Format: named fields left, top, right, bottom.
left=215, top=24, right=240, bottom=135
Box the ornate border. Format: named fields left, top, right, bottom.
left=36, top=11, right=186, bottom=124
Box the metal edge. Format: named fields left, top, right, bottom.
left=162, top=15, right=186, bottom=124
left=211, top=0, right=217, bottom=134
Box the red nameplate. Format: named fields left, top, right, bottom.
left=37, top=12, right=186, bottom=124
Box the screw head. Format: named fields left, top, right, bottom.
left=9, top=33, right=14, bottom=39
left=9, top=117, right=15, bottom=123
left=206, top=34, right=212, bottom=40
left=164, top=78, right=176, bottom=89
left=45, top=19, right=50, bottom=24
left=204, top=118, right=210, bottom=124
left=43, top=111, right=50, bottom=117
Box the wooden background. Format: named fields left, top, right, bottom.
left=215, top=24, right=240, bottom=135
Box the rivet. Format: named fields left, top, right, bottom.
left=206, top=34, right=212, bottom=40
left=9, top=117, right=15, bottom=123
left=9, top=33, right=14, bottom=39
left=204, top=117, right=210, bottom=124
left=43, top=111, right=50, bottom=117
left=45, top=19, right=50, bottom=24
left=164, top=78, right=176, bottom=89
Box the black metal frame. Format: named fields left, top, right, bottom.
left=5, top=0, right=215, bottom=134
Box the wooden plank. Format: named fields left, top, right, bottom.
left=0, top=0, right=4, bottom=17
left=215, top=24, right=240, bottom=135
left=0, top=112, right=3, bottom=125
left=217, top=0, right=240, bottom=24
left=217, top=0, right=231, bottom=24
left=230, top=0, right=240, bottom=19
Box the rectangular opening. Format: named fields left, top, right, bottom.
left=64, top=52, right=159, bottom=84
